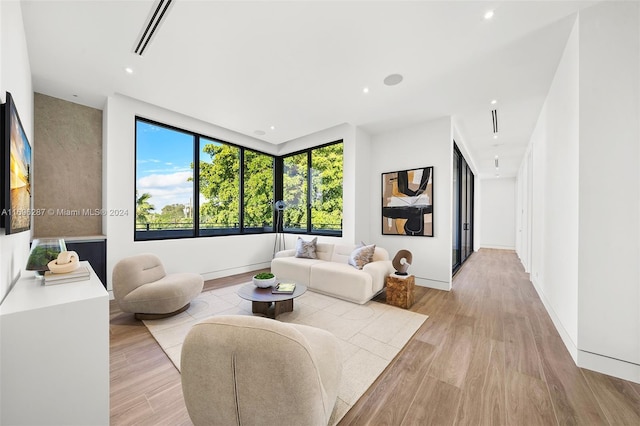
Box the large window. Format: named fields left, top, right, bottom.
left=135, top=118, right=341, bottom=240
left=282, top=141, right=343, bottom=236
left=135, top=118, right=275, bottom=240
left=135, top=120, right=195, bottom=239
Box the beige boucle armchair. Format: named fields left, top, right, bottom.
left=112, top=253, right=203, bottom=320
left=180, top=315, right=342, bottom=426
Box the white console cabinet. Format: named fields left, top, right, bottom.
left=0, top=261, right=109, bottom=425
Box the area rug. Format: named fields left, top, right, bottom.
left=143, top=283, right=428, bottom=424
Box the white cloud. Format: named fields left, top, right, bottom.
left=138, top=171, right=192, bottom=188
left=137, top=172, right=193, bottom=210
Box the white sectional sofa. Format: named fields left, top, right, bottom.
left=271, top=242, right=394, bottom=304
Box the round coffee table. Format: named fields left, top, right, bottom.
left=237, top=283, right=307, bottom=319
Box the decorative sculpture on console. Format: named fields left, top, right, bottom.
left=392, top=249, right=412, bottom=275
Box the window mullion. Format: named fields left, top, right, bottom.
left=307, top=149, right=312, bottom=233
left=194, top=135, right=200, bottom=237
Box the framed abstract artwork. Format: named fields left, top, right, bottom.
left=381, top=166, right=433, bottom=237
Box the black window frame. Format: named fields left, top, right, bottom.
left=280, top=140, right=343, bottom=237
left=134, top=117, right=343, bottom=241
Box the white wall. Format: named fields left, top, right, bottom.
left=479, top=177, right=516, bottom=250
left=104, top=95, right=281, bottom=290
left=577, top=2, right=639, bottom=373
left=522, top=16, right=580, bottom=357
left=369, top=117, right=453, bottom=290
left=0, top=0, right=33, bottom=302
left=517, top=2, right=640, bottom=383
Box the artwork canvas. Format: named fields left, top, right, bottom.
left=382, top=166, right=433, bottom=237
left=2, top=92, right=32, bottom=234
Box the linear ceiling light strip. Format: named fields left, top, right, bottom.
left=135, top=0, right=173, bottom=56
left=491, top=109, right=498, bottom=134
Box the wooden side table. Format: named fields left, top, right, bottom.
left=386, top=274, right=415, bottom=309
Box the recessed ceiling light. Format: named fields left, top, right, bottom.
left=493, top=134, right=498, bottom=139
left=383, top=74, right=403, bottom=86
left=125, top=67, right=133, bottom=74
left=254, top=130, right=266, bottom=136
left=363, top=87, right=369, bottom=94
left=484, top=10, right=494, bottom=20
left=270, top=125, right=275, bottom=130
left=491, top=99, right=497, bottom=105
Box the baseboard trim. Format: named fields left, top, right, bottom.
left=202, top=262, right=272, bottom=282
left=480, top=244, right=516, bottom=250
left=415, top=277, right=451, bottom=291
left=530, top=276, right=579, bottom=364
left=578, top=350, right=640, bottom=384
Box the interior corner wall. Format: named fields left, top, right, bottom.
left=577, top=1, right=640, bottom=373
left=479, top=177, right=516, bottom=250
left=103, top=95, right=281, bottom=291
left=369, top=117, right=453, bottom=290
left=0, top=0, right=33, bottom=302
left=276, top=122, right=361, bottom=246
left=354, top=127, right=372, bottom=244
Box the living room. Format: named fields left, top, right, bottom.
left=1, top=1, right=639, bottom=425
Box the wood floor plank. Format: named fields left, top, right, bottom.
left=401, top=376, right=461, bottom=425
left=582, top=368, right=640, bottom=425
left=535, top=334, right=608, bottom=425
left=454, top=339, right=507, bottom=426
left=503, top=313, right=544, bottom=380
left=339, top=338, right=437, bottom=426
left=426, top=319, right=474, bottom=389
left=505, top=369, right=558, bottom=426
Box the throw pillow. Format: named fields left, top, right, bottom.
left=295, top=237, right=318, bottom=259
left=349, top=244, right=376, bottom=269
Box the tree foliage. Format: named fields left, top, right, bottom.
left=198, top=143, right=240, bottom=228
left=135, top=191, right=155, bottom=225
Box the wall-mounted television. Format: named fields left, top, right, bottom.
left=1, top=92, right=32, bottom=234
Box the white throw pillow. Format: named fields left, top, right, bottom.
left=349, top=244, right=376, bottom=269
left=295, top=237, right=318, bottom=259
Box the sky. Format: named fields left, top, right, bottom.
left=136, top=121, right=213, bottom=212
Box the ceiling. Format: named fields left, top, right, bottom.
left=21, top=0, right=594, bottom=178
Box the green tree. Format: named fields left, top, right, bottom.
left=198, top=143, right=241, bottom=228
left=160, top=203, right=186, bottom=219
left=136, top=191, right=155, bottom=226
left=244, top=150, right=274, bottom=228
left=283, top=152, right=307, bottom=230
left=311, top=143, right=343, bottom=231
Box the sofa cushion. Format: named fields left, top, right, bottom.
left=271, top=256, right=324, bottom=286
left=309, top=262, right=373, bottom=304
left=295, top=237, right=318, bottom=259
left=348, top=244, right=376, bottom=270
left=329, top=244, right=357, bottom=264
left=315, top=243, right=335, bottom=261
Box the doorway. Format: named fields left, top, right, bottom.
left=452, top=143, right=474, bottom=273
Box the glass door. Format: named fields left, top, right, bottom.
left=452, top=149, right=461, bottom=270
left=453, top=143, right=475, bottom=274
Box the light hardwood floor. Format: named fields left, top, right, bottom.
left=110, top=249, right=640, bottom=425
